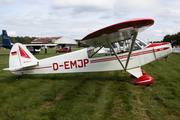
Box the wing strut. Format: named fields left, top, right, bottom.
left=106, top=40, right=125, bottom=70
left=90, top=46, right=104, bottom=58
left=106, top=31, right=138, bottom=71
left=125, top=31, right=138, bottom=70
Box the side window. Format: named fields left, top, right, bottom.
left=119, top=39, right=140, bottom=52
left=87, top=46, right=111, bottom=58
left=87, top=39, right=142, bottom=58
left=122, top=39, right=141, bottom=51
left=133, top=43, right=141, bottom=50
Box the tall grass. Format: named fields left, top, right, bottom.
left=0, top=48, right=180, bottom=119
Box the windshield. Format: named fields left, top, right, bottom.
left=136, top=38, right=149, bottom=48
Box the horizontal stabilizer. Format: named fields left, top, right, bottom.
left=3, top=67, right=21, bottom=71
left=3, top=63, right=38, bottom=71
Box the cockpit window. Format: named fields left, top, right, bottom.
left=87, top=39, right=145, bottom=58
left=87, top=46, right=110, bottom=58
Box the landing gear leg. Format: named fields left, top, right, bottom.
left=16, top=74, right=27, bottom=80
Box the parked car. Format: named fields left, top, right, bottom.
left=56, top=47, right=70, bottom=53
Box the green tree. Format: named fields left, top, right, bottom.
left=163, top=35, right=171, bottom=42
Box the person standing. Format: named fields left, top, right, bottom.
left=69, top=46, right=71, bottom=52
left=45, top=45, right=47, bottom=53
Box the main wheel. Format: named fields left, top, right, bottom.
left=134, top=75, right=154, bottom=85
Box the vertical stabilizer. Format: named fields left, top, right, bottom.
left=2, top=30, right=11, bottom=45
left=9, top=43, right=38, bottom=69
left=2, top=30, right=13, bottom=49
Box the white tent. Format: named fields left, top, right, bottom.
left=54, top=36, right=77, bottom=45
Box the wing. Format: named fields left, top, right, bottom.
left=81, top=18, right=154, bottom=47
left=81, top=18, right=154, bottom=77
left=25, top=44, right=57, bottom=47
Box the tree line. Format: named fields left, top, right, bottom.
left=0, top=34, right=37, bottom=44
left=0, top=35, right=87, bottom=47
left=162, top=32, right=180, bottom=45
left=1, top=32, right=180, bottom=47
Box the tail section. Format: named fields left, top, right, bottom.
left=2, top=30, right=11, bottom=45
left=4, top=43, right=38, bottom=71
left=1, top=30, right=13, bottom=49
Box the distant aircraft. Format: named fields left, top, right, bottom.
left=0, top=30, right=13, bottom=49
left=25, top=43, right=57, bottom=54
left=4, top=18, right=172, bottom=85
left=0, top=30, right=57, bottom=54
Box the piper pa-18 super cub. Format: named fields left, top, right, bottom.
left=4, top=18, right=172, bottom=85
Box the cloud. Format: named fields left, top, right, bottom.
left=114, top=0, right=161, bottom=12
left=51, top=0, right=161, bottom=12
left=51, top=0, right=117, bottom=11
left=0, top=0, right=14, bottom=4
left=8, top=31, right=17, bottom=36
left=156, top=7, right=180, bottom=19
left=49, top=0, right=163, bottom=22
left=0, top=0, right=179, bottom=41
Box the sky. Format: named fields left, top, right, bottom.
left=0, top=0, right=180, bottom=41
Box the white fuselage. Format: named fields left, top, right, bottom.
left=11, top=42, right=172, bottom=75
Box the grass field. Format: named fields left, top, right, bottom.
left=0, top=48, right=180, bottom=120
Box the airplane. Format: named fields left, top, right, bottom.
left=0, top=30, right=57, bottom=54
left=25, top=43, right=57, bottom=54
left=0, top=30, right=13, bottom=49
left=3, top=18, right=172, bottom=85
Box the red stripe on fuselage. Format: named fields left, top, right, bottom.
left=90, top=47, right=169, bottom=63
left=11, top=66, right=52, bottom=72
left=145, top=43, right=169, bottom=49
